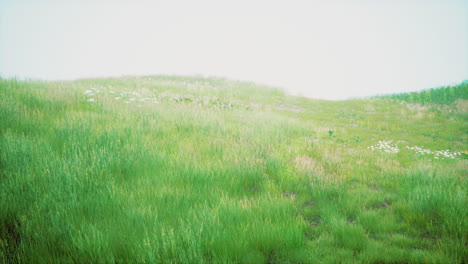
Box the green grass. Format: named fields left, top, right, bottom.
left=375, top=81, right=468, bottom=106
left=0, top=76, right=466, bottom=263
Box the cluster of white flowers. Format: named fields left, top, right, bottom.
left=83, top=88, right=160, bottom=105
left=406, top=146, right=432, bottom=155
left=405, top=146, right=461, bottom=159
left=368, top=140, right=400, bottom=153
left=433, top=150, right=461, bottom=159
left=83, top=89, right=94, bottom=95
left=81, top=87, right=251, bottom=110
left=116, top=91, right=158, bottom=105
left=83, top=88, right=101, bottom=102
left=369, top=140, right=462, bottom=160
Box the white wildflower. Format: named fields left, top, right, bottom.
left=368, top=140, right=399, bottom=153
left=376, top=141, right=461, bottom=160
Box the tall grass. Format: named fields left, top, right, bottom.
left=0, top=76, right=466, bottom=263
left=376, top=80, right=468, bottom=105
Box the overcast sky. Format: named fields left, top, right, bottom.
left=1, top=0, right=467, bottom=100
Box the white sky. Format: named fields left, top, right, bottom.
left=1, top=0, right=467, bottom=100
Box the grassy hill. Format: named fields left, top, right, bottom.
left=0, top=76, right=466, bottom=263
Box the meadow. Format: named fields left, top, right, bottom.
left=0, top=76, right=466, bottom=263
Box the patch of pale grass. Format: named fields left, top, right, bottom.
left=376, top=158, right=402, bottom=172
left=453, top=99, right=468, bottom=112
left=405, top=103, right=429, bottom=112
left=295, top=155, right=325, bottom=177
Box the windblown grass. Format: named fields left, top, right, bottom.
left=0, top=76, right=466, bottom=263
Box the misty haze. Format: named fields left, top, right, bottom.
left=0, top=0, right=467, bottom=263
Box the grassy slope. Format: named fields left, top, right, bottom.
left=0, top=76, right=466, bottom=263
